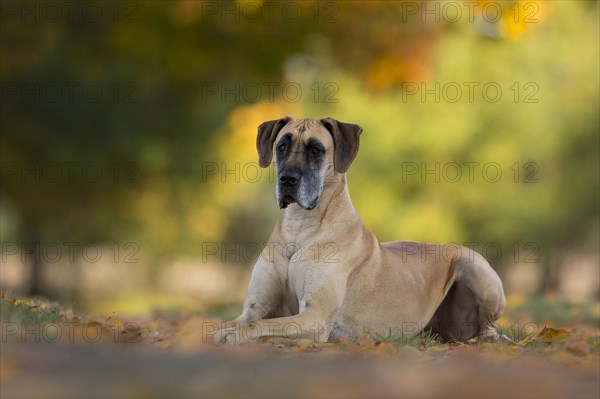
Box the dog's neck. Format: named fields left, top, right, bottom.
left=277, top=174, right=362, bottom=242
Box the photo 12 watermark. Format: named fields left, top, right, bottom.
left=1, top=161, right=141, bottom=184
left=200, top=81, right=339, bottom=104
left=0, top=1, right=140, bottom=24
left=1, top=321, right=142, bottom=344
left=400, top=82, right=540, bottom=104
left=396, top=1, right=540, bottom=24
left=199, top=1, right=339, bottom=24
left=1, top=242, right=140, bottom=264
left=0, top=81, right=140, bottom=105
left=397, top=241, right=540, bottom=264
left=400, top=161, right=540, bottom=184
left=202, top=241, right=340, bottom=264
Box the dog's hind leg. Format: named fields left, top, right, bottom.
left=426, top=250, right=505, bottom=342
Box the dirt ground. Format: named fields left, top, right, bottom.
left=1, top=294, right=599, bottom=399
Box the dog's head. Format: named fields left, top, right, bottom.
left=257, top=116, right=363, bottom=210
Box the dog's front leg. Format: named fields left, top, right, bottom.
left=216, top=281, right=342, bottom=344
left=217, top=310, right=331, bottom=344
left=218, top=256, right=285, bottom=331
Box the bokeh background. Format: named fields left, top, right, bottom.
left=1, top=0, right=598, bottom=321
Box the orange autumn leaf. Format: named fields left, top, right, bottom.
left=536, top=327, right=569, bottom=344
left=519, top=326, right=569, bottom=346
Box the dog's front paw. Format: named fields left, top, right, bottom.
left=478, top=323, right=500, bottom=343
left=326, top=322, right=358, bottom=343
left=213, top=328, right=240, bottom=344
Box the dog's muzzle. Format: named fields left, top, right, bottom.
left=278, top=167, right=301, bottom=209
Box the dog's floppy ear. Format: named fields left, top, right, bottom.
left=257, top=116, right=292, bottom=168
left=320, top=117, right=363, bottom=173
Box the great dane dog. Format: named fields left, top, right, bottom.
left=214, top=116, right=505, bottom=344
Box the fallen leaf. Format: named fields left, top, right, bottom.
left=357, top=333, right=375, bottom=348
left=518, top=326, right=570, bottom=347
left=373, top=341, right=396, bottom=355
left=537, top=327, right=569, bottom=344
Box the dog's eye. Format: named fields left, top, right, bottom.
left=311, top=147, right=321, bottom=155
left=278, top=144, right=286, bottom=153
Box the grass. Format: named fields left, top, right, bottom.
left=371, top=328, right=440, bottom=347
left=590, top=335, right=600, bottom=352
left=0, top=297, right=62, bottom=324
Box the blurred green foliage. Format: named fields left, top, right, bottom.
left=0, top=296, right=61, bottom=324
left=1, top=1, right=598, bottom=297
left=507, top=297, right=600, bottom=327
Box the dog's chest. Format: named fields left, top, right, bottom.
left=284, top=254, right=307, bottom=308
left=282, top=243, right=330, bottom=311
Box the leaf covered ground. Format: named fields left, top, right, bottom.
left=1, top=292, right=599, bottom=399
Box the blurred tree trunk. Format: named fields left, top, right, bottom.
left=24, top=230, right=47, bottom=296
left=27, top=252, right=44, bottom=296
left=539, top=254, right=560, bottom=295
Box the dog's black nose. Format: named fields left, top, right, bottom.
left=279, top=168, right=301, bottom=186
